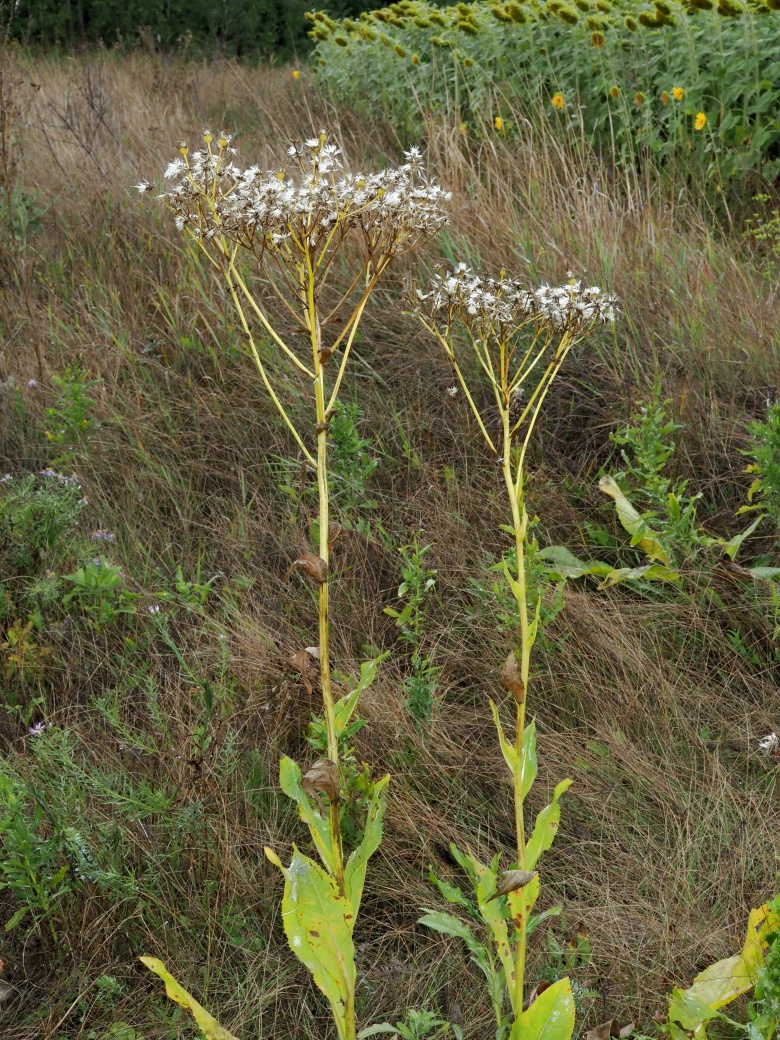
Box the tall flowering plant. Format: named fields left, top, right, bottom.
left=416, top=266, right=616, bottom=1040
left=138, top=131, right=448, bottom=1039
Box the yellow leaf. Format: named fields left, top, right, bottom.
left=139, top=957, right=240, bottom=1040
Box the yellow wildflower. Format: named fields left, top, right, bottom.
left=609, top=85, right=619, bottom=99
left=634, top=91, right=645, bottom=105
left=292, top=69, right=301, bottom=80
left=494, top=115, right=504, bottom=131
left=694, top=111, right=707, bottom=130
left=660, top=90, right=670, bottom=104
left=459, top=122, right=468, bottom=135
left=551, top=92, right=565, bottom=110
left=672, top=86, right=684, bottom=101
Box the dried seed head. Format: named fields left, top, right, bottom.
left=758, top=732, right=780, bottom=756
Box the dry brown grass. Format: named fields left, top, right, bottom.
left=0, top=48, right=779, bottom=1040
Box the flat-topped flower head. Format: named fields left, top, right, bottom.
left=152, top=132, right=450, bottom=267
left=417, top=265, right=617, bottom=333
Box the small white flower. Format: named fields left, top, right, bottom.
left=758, top=732, right=780, bottom=756
left=135, top=181, right=151, bottom=194
left=447, top=386, right=458, bottom=397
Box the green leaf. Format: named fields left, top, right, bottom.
left=521, top=719, right=538, bottom=800
left=489, top=699, right=520, bottom=776
left=334, top=654, right=389, bottom=738
left=139, top=957, right=240, bottom=1040
left=265, top=846, right=355, bottom=1040
left=4, top=905, right=29, bottom=931
left=471, top=853, right=518, bottom=1014
left=598, top=563, right=680, bottom=588
left=598, top=475, right=671, bottom=565
left=429, top=867, right=474, bottom=912
left=527, top=904, right=563, bottom=937
left=509, top=976, right=575, bottom=1040
left=357, top=1026, right=399, bottom=1037
left=744, top=567, right=780, bottom=580
left=344, top=773, right=390, bottom=916
left=279, top=757, right=336, bottom=877
left=721, top=514, right=766, bottom=561
left=535, top=545, right=612, bottom=580
left=418, top=909, right=486, bottom=959
left=525, top=778, right=573, bottom=870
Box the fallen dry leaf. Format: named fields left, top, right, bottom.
left=585, top=1019, right=635, bottom=1040
left=502, top=651, right=525, bottom=705
left=291, top=647, right=319, bottom=697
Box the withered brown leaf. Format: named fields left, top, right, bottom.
left=502, top=651, right=525, bottom=706
left=302, top=759, right=339, bottom=809
left=291, top=647, right=319, bottom=697
left=585, top=1020, right=635, bottom=1040
left=486, top=869, right=537, bottom=901
left=285, top=553, right=327, bottom=584
left=523, top=979, right=551, bottom=1009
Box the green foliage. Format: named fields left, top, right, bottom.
left=6, top=1, right=389, bottom=58
left=421, top=717, right=573, bottom=1037
left=743, top=399, right=780, bottom=529
left=43, top=366, right=99, bottom=466
left=0, top=765, right=72, bottom=941
left=359, top=1007, right=459, bottom=1038
left=751, top=895, right=780, bottom=1040
left=62, top=556, right=137, bottom=629
left=384, top=535, right=440, bottom=724
left=314, top=0, right=780, bottom=182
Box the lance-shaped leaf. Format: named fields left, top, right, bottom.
left=418, top=908, right=503, bottom=1011
left=525, top=778, right=573, bottom=870
left=598, top=475, right=671, bottom=565
left=535, top=545, right=613, bottom=580
left=510, top=976, right=575, bottom=1040
left=470, top=852, right=518, bottom=1014
left=598, top=563, right=679, bottom=588
left=668, top=903, right=780, bottom=1035
left=344, top=773, right=390, bottom=917
left=428, top=866, right=475, bottom=914
left=334, top=654, right=389, bottom=738
left=721, top=514, right=765, bottom=561
left=489, top=698, right=520, bottom=776
left=520, top=718, right=538, bottom=800
left=279, top=756, right=337, bottom=877
left=265, top=846, right=356, bottom=1039
left=139, top=957, right=240, bottom=1040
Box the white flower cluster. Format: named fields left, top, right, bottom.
left=417, top=264, right=617, bottom=332
left=146, top=132, right=450, bottom=261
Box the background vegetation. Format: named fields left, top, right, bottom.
left=0, top=9, right=779, bottom=1039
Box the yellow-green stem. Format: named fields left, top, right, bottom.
left=307, top=253, right=346, bottom=898
left=501, top=404, right=530, bottom=1015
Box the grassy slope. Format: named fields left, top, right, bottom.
left=0, top=50, right=779, bottom=1039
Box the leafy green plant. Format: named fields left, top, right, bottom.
left=384, top=535, right=441, bottom=725
left=750, top=894, right=780, bottom=1040
left=0, top=765, right=72, bottom=942
left=742, top=399, right=780, bottom=531
left=360, top=1007, right=460, bottom=1039
left=416, top=265, right=616, bottom=1037
left=62, top=556, right=137, bottom=629
left=313, top=0, right=780, bottom=184
left=141, top=129, right=447, bottom=1039
left=44, top=366, right=99, bottom=466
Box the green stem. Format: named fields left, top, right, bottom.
left=501, top=403, right=529, bottom=1017
left=306, top=250, right=346, bottom=900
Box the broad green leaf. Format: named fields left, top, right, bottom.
left=344, top=773, right=390, bottom=916
left=525, top=779, right=573, bottom=869
left=279, top=756, right=336, bottom=877
left=471, top=853, right=517, bottom=1014
left=745, top=567, right=780, bottom=580
left=489, top=699, right=520, bottom=776
left=668, top=904, right=780, bottom=1033
left=449, top=842, right=480, bottom=888
left=509, top=976, right=575, bottom=1040
left=535, top=545, right=612, bottom=580
left=418, top=909, right=486, bottom=960
left=598, top=564, right=680, bottom=588
left=357, top=1026, right=399, bottom=1037
left=265, top=846, right=356, bottom=1039
left=139, top=957, right=240, bottom=1040
left=721, top=514, right=765, bottom=561
left=334, top=654, right=389, bottom=737
left=598, top=475, right=671, bottom=566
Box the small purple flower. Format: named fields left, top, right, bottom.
left=147, top=604, right=161, bottom=615
left=28, top=722, right=46, bottom=737
left=27, top=379, right=38, bottom=389
left=90, top=529, right=116, bottom=542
